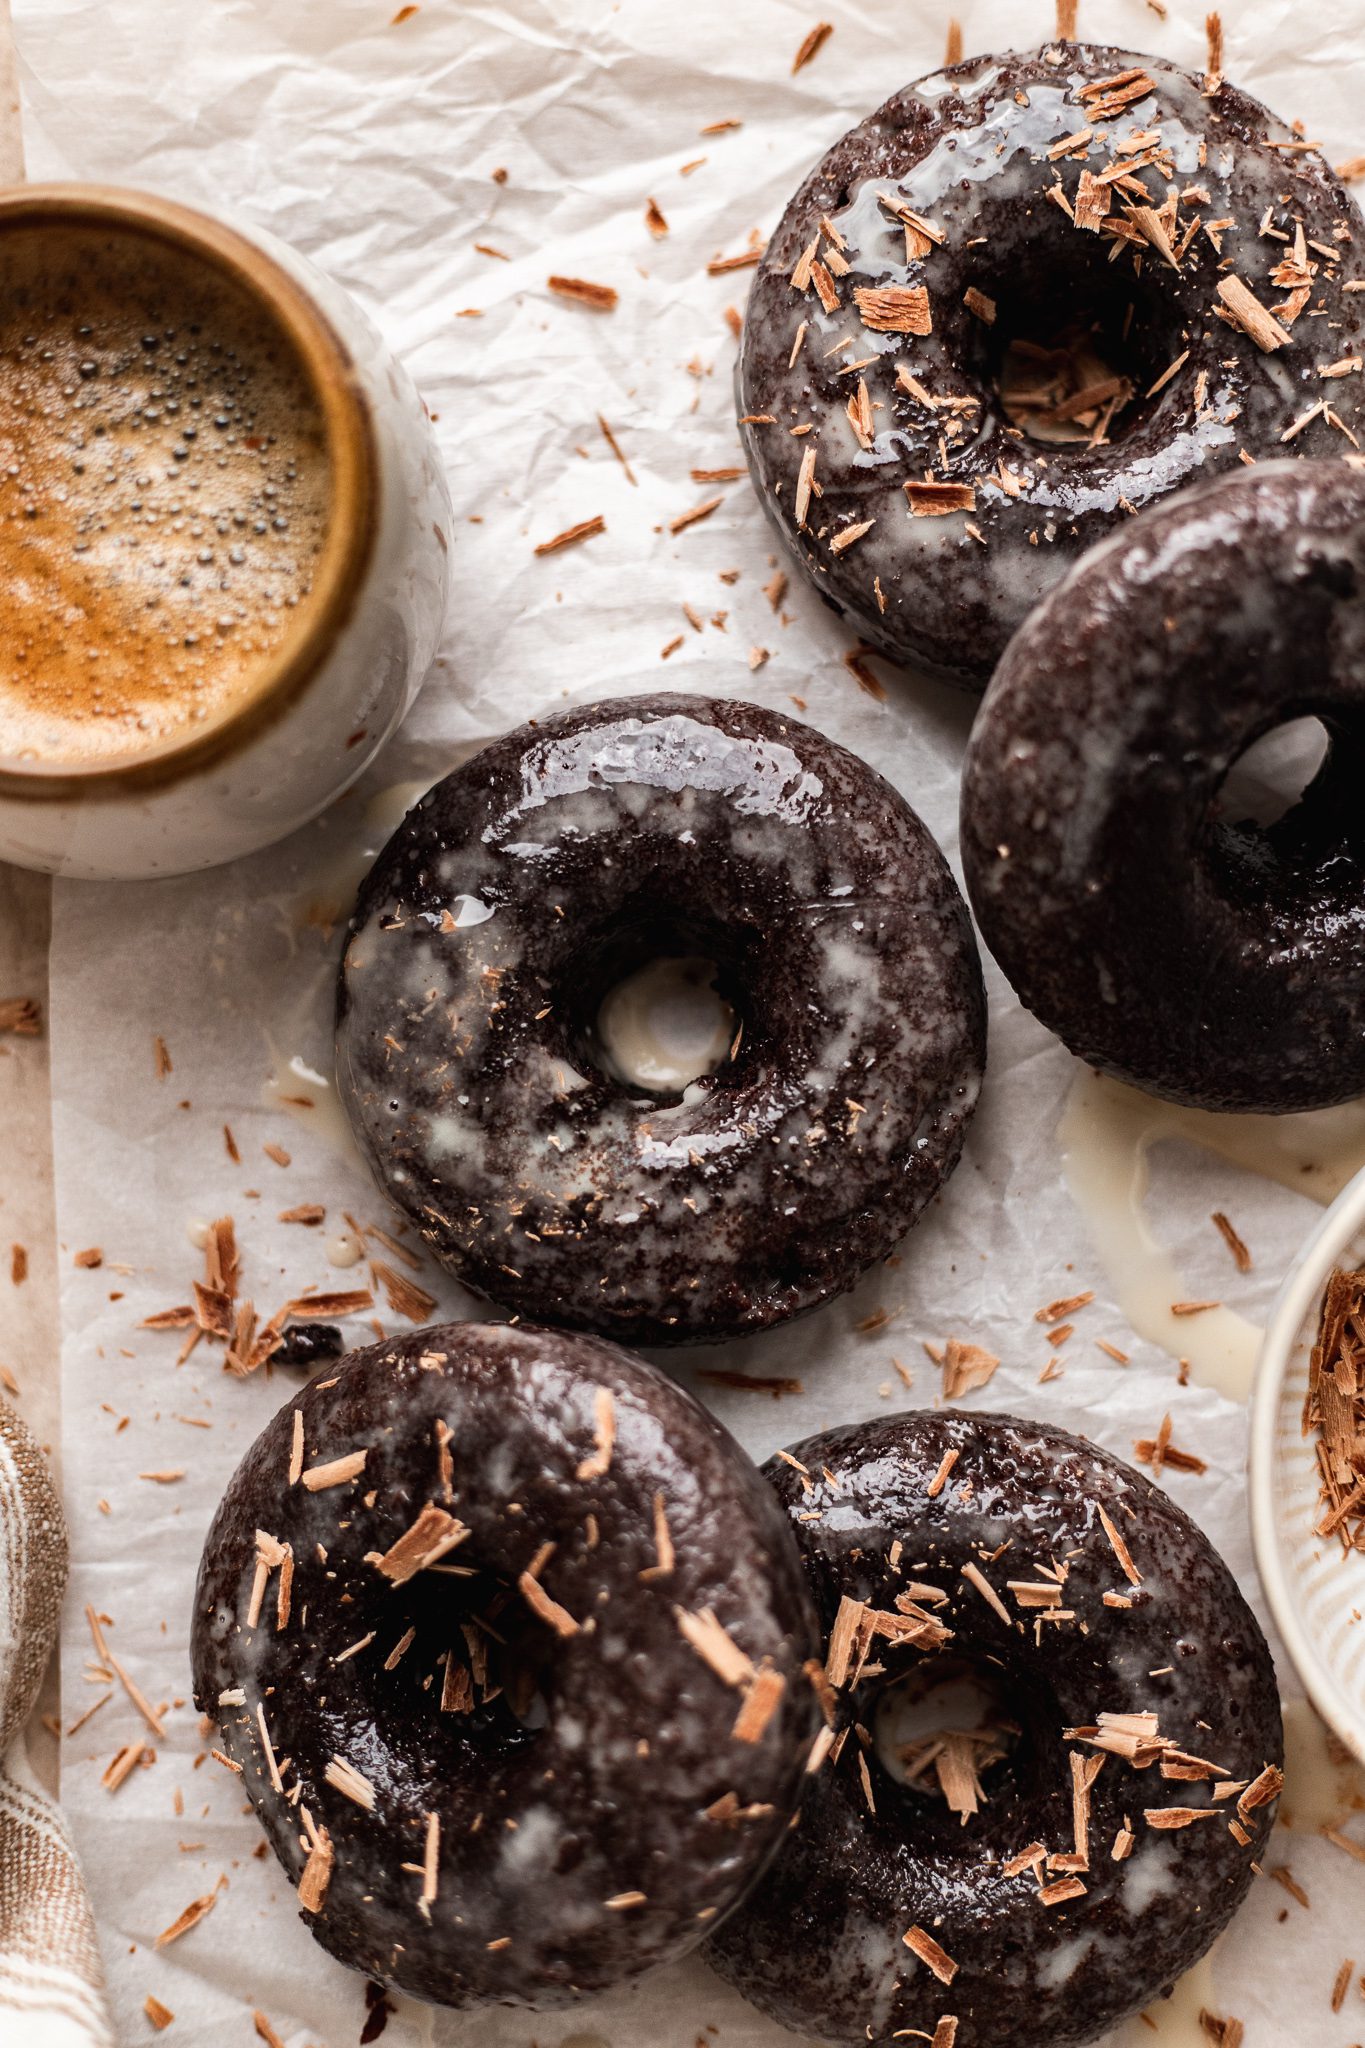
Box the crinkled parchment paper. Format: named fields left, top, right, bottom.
left=13, top=0, right=1365, bottom=2040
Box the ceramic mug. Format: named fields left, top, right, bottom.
left=0, top=184, right=451, bottom=880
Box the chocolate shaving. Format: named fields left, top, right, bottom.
left=155, top=1891, right=219, bottom=1947
left=367, top=1504, right=469, bottom=1585
left=904, top=480, right=976, bottom=517
left=1097, top=1504, right=1142, bottom=1584
left=676, top=1605, right=754, bottom=1687
left=926, top=1449, right=959, bottom=1498
left=960, top=1560, right=1011, bottom=1625
left=325, top=1756, right=376, bottom=1810
left=903, top=1924, right=958, bottom=1985
left=732, top=1667, right=787, bottom=1743
left=853, top=284, right=932, bottom=334
left=520, top=1572, right=581, bottom=1638
left=792, top=20, right=832, bottom=72
left=940, top=1337, right=1000, bottom=1400
left=1211, top=1211, right=1252, bottom=1271
left=534, top=515, right=606, bottom=556
left=576, top=1387, right=617, bottom=1481
left=1216, top=275, right=1292, bottom=352
left=548, top=275, right=618, bottom=311
left=301, top=1449, right=368, bottom=1493
left=298, top=1826, right=334, bottom=1912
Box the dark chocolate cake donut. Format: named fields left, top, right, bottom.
left=738, top=40, right=1365, bottom=688
left=191, top=1322, right=820, bottom=2011
left=706, top=1410, right=1283, bottom=2048
left=336, top=693, right=985, bottom=1345
left=962, top=457, right=1365, bottom=1113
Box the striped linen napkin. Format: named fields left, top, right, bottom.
left=0, top=1401, right=111, bottom=2047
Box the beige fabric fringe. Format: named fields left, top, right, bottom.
left=0, top=1401, right=111, bottom=2047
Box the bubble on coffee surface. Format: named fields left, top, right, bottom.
left=0, top=224, right=333, bottom=766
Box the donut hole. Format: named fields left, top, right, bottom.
left=982, top=256, right=1171, bottom=449
left=566, top=910, right=755, bottom=1099
left=873, top=1653, right=1019, bottom=1808
left=869, top=1647, right=1063, bottom=1847
left=351, top=1558, right=559, bottom=1759
left=1211, top=715, right=1332, bottom=830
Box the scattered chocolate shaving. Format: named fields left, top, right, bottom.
left=371, top=1262, right=435, bottom=1323
left=576, top=1387, right=617, bottom=1481
left=670, top=496, right=725, bottom=535
left=1036, top=1291, right=1094, bottom=1325
left=145, top=1998, right=175, bottom=2032
left=709, top=247, right=764, bottom=276
left=853, top=284, right=932, bottom=334
left=926, top=1449, right=959, bottom=1499
left=903, top=1924, right=958, bottom=1985
left=694, top=1366, right=803, bottom=1397
left=963, top=286, right=996, bottom=324
left=155, top=1890, right=219, bottom=1947
left=1216, top=274, right=1292, bottom=352
left=301, top=1449, right=368, bottom=1493
left=1267, top=1863, right=1310, bottom=1907
left=732, top=1667, right=787, bottom=1743
left=1134, top=1412, right=1208, bottom=1476
left=298, top=1825, right=334, bottom=1912
left=940, top=1337, right=1000, bottom=1400
left=1097, top=1504, right=1142, bottom=1584
left=283, top=1289, right=373, bottom=1319
left=102, top=1739, right=148, bottom=1792
left=367, top=1504, right=469, bottom=1584
left=792, top=20, right=832, bottom=72
left=677, top=1605, right=755, bottom=1687
left=1211, top=1211, right=1252, bottom=1271
left=85, top=1605, right=165, bottom=1738
left=904, top=480, right=976, bottom=517
left=960, top=1560, right=1011, bottom=1625
left=325, top=1755, right=377, bottom=1810
left=1204, top=10, right=1223, bottom=95
left=548, top=275, right=618, bottom=311
left=1039, top=1876, right=1087, bottom=1905
left=520, top=1571, right=581, bottom=1638
left=534, top=515, right=606, bottom=556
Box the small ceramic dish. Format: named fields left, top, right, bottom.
left=1250, top=1162, right=1365, bottom=1766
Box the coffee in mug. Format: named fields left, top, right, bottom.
left=0, top=187, right=451, bottom=879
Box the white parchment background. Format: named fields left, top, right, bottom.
left=12, top=0, right=1365, bottom=2042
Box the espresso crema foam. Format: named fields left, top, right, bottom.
left=0, top=222, right=334, bottom=768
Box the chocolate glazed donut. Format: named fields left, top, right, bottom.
left=336, top=693, right=985, bottom=1344
left=191, top=1322, right=821, bottom=2011
left=962, top=458, right=1365, bottom=1113
left=706, top=1410, right=1283, bottom=2048
left=738, top=41, right=1365, bottom=688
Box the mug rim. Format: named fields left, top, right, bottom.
left=0, top=181, right=378, bottom=796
